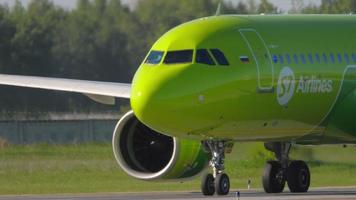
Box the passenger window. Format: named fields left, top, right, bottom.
left=272, top=55, right=278, bottom=64
left=322, top=53, right=328, bottom=63
left=293, top=54, right=299, bottom=64
left=315, top=53, right=321, bottom=64
left=330, top=53, right=335, bottom=63
left=352, top=53, right=356, bottom=63
left=145, top=50, right=164, bottom=64
left=308, top=53, right=313, bottom=64
left=337, top=53, right=342, bottom=63
left=345, top=53, right=350, bottom=64
left=279, top=55, right=284, bottom=64
left=164, top=50, right=193, bottom=64
left=210, top=49, right=229, bottom=66
left=285, top=54, right=291, bottom=64
left=300, top=54, right=306, bottom=64
left=196, top=49, right=215, bottom=65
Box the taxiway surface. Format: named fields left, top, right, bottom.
left=1, top=188, right=356, bottom=200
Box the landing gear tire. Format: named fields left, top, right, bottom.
left=202, top=140, right=230, bottom=196
left=262, top=161, right=285, bottom=193
left=201, top=173, right=215, bottom=196
left=215, top=173, right=230, bottom=195
left=287, top=160, right=310, bottom=193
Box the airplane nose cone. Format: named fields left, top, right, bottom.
left=130, top=66, right=176, bottom=134
left=130, top=85, right=158, bottom=122
left=130, top=64, right=193, bottom=136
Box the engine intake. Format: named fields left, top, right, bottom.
left=112, top=111, right=210, bottom=180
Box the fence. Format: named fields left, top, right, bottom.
left=0, top=113, right=120, bottom=144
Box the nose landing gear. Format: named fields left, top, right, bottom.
left=201, top=141, right=230, bottom=196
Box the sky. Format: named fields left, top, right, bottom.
left=0, top=0, right=322, bottom=11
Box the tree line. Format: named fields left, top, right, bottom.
left=0, top=0, right=353, bottom=114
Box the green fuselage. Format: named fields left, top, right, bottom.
left=130, top=15, right=356, bottom=144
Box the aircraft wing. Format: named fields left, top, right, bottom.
left=0, top=74, right=131, bottom=105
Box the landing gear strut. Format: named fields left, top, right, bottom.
left=263, top=142, right=310, bottom=193
left=201, top=141, right=230, bottom=196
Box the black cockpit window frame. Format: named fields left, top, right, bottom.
left=210, top=49, right=229, bottom=66
left=196, top=49, right=216, bottom=66
left=145, top=50, right=164, bottom=65
left=164, top=49, right=193, bottom=64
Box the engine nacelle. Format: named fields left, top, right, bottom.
left=112, top=111, right=211, bottom=180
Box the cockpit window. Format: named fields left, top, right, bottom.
left=164, top=50, right=193, bottom=64
left=196, top=49, right=216, bottom=65
left=145, top=51, right=164, bottom=64
left=210, top=49, right=229, bottom=66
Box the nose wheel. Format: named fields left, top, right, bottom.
left=201, top=141, right=230, bottom=196
left=215, top=173, right=230, bottom=195
left=201, top=173, right=230, bottom=196
left=201, top=173, right=215, bottom=196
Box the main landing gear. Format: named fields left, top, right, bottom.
left=263, top=142, right=310, bottom=193
left=201, top=141, right=230, bottom=196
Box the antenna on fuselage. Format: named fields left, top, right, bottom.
left=215, top=1, right=222, bottom=16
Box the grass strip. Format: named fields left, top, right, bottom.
left=0, top=143, right=356, bottom=194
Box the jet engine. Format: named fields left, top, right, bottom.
left=112, top=111, right=211, bottom=180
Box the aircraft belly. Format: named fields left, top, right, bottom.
left=203, top=119, right=323, bottom=141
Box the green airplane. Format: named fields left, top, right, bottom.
left=0, top=15, right=356, bottom=196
